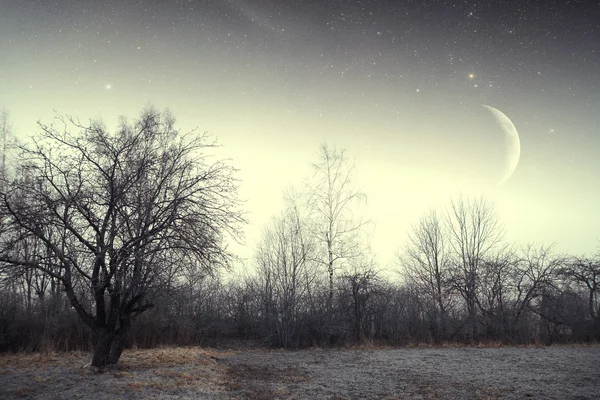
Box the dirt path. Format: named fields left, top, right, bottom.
left=1, top=346, right=598, bottom=399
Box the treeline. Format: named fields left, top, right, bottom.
left=1, top=241, right=599, bottom=352
left=1, top=136, right=598, bottom=353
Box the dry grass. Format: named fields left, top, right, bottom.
left=0, top=350, right=89, bottom=370
left=0, top=346, right=234, bottom=371
left=0, top=346, right=236, bottom=399
left=115, top=346, right=235, bottom=370
left=114, top=347, right=235, bottom=394
left=1, top=341, right=597, bottom=370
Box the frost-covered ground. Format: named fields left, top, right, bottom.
left=226, top=346, right=600, bottom=399
left=1, top=346, right=599, bottom=399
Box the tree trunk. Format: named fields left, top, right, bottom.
left=439, top=305, right=447, bottom=341
left=328, top=257, right=334, bottom=310
left=91, top=330, right=113, bottom=367
left=107, top=330, right=128, bottom=364
left=468, top=300, right=478, bottom=341
left=91, top=325, right=129, bottom=367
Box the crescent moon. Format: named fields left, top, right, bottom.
left=482, top=105, right=521, bottom=186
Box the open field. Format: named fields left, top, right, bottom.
left=1, top=345, right=599, bottom=399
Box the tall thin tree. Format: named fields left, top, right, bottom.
left=306, top=143, right=368, bottom=310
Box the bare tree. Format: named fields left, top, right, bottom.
left=559, top=255, right=600, bottom=338
left=255, top=192, right=316, bottom=348
left=445, top=195, right=504, bottom=340
left=342, top=255, right=381, bottom=342
left=306, top=143, right=368, bottom=310
left=0, top=108, right=8, bottom=187
left=475, top=246, right=515, bottom=339
left=0, top=108, right=243, bottom=367
left=510, top=244, right=564, bottom=325
left=399, top=209, right=451, bottom=340
left=564, top=257, right=599, bottom=321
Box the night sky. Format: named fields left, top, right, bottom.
left=1, top=0, right=599, bottom=270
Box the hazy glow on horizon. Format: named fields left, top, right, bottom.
left=1, top=0, right=599, bottom=271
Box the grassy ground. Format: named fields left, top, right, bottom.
left=1, top=345, right=599, bottom=399
left=0, top=347, right=232, bottom=399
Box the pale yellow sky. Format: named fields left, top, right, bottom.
left=2, top=0, right=598, bottom=274
left=4, top=97, right=598, bottom=276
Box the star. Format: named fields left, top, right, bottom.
left=105, top=84, right=112, bottom=90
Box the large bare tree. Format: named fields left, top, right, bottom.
left=0, top=108, right=243, bottom=367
